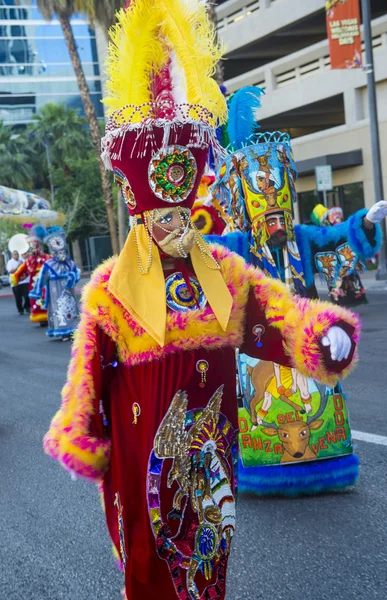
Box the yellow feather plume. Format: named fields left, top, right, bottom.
left=104, top=0, right=227, bottom=125
left=104, top=4, right=166, bottom=114
left=159, top=0, right=227, bottom=124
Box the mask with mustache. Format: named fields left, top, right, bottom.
left=267, top=230, right=287, bottom=248
left=157, top=227, right=196, bottom=257
left=148, top=208, right=196, bottom=258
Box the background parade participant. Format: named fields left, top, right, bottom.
left=30, top=227, right=80, bottom=340
left=211, top=87, right=387, bottom=497
left=43, top=4, right=360, bottom=599
left=11, top=225, right=51, bottom=324
left=310, top=203, right=369, bottom=306
left=6, top=234, right=30, bottom=315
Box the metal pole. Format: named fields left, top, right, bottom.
left=361, top=0, right=387, bottom=279
left=323, top=190, right=328, bottom=208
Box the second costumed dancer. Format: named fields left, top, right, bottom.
left=211, top=87, right=386, bottom=496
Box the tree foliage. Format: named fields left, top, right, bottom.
left=1, top=103, right=111, bottom=243
left=52, top=150, right=110, bottom=241
left=0, top=220, right=25, bottom=252
left=0, top=122, right=35, bottom=190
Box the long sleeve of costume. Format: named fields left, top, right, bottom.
left=207, top=231, right=251, bottom=262
left=295, top=208, right=382, bottom=288
left=238, top=260, right=359, bottom=386
left=10, top=260, right=27, bottom=286
left=65, top=260, right=81, bottom=289
left=29, top=262, right=49, bottom=300
left=43, top=310, right=116, bottom=481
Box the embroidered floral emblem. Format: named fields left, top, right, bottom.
left=165, top=272, right=207, bottom=312
left=148, top=145, right=197, bottom=203
left=114, top=167, right=136, bottom=209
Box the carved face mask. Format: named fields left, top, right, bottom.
left=147, top=207, right=195, bottom=258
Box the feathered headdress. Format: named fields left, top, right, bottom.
left=212, top=86, right=299, bottom=244
left=26, top=225, right=47, bottom=243
left=227, top=86, right=264, bottom=151
left=102, top=0, right=232, bottom=347
left=101, top=0, right=228, bottom=214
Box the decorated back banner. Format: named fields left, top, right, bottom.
left=237, top=354, right=353, bottom=467
left=326, top=0, right=362, bottom=69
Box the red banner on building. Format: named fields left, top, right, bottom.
left=326, top=0, right=362, bottom=69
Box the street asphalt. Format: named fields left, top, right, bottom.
left=0, top=288, right=386, bottom=600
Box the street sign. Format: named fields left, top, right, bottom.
left=315, top=165, right=333, bottom=191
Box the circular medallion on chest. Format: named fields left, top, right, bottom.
left=165, top=272, right=207, bottom=312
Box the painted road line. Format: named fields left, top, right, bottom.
left=352, top=430, right=387, bottom=446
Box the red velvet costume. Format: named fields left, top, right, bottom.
left=12, top=249, right=51, bottom=323
left=43, top=2, right=360, bottom=599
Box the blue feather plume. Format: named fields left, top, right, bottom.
left=227, top=86, right=265, bottom=151
left=32, top=225, right=47, bottom=240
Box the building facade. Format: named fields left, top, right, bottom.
left=0, top=0, right=103, bottom=126
left=217, top=0, right=387, bottom=222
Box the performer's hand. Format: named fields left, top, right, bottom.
left=321, top=326, right=352, bottom=362
left=364, top=200, right=387, bottom=227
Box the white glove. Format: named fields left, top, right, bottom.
left=321, top=326, right=352, bottom=362
left=365, top=200, right=387, bottom=224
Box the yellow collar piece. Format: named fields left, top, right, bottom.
left=108, top=225, right=232, bottom=346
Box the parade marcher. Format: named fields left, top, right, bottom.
left=211, top=87, right=387, bottom=497
left=43, top=4, right=360, bottom=599
left=11, top=226, right=51, bottom=324
left=310, top=203, right=369, bottom=306
left=7, top=238, right=30, bottom=315
left=30, top=227, right=80, bottom=339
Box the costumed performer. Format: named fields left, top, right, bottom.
left=11, top=225, right=51, bottom=324
left=210, top=87, right=386, bottom=497
left=43, top=5, right=360, bottom=600
left=310, top=203, right=369, bottom=306
left=30, top=227, right=80, bottom=339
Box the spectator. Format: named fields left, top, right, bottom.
left=7, top=250, right=30, bottom=315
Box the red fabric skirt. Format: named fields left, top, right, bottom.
left=102, top=347, right=239, bottom=600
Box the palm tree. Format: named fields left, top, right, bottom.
left=36, top=1, right=122, bottom=254
left=0, top=121, right=34, bottom=190
left=28, top=103, right=90, bottom=165
left=27, top=103, right=91, bottom=203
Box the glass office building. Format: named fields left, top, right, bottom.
left=0, top=0, right=103, bottom=125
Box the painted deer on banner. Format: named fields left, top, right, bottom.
left=261, top=385, right=329, bottom=463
